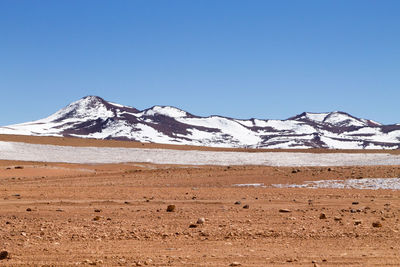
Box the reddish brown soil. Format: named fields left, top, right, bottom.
left=1, top=159, right=400, bottom=266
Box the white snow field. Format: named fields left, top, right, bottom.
left=1, top=141, right=400, bottom=166
left=273, top=178, right=400, bottom=190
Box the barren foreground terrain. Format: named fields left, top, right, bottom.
left=0, top=136, right=400, bottom=266
left=0, top=161, right=399, bottom=266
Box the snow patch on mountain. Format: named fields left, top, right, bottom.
left=303, top=112, right=330, bottom=123
left=143, top=106, right=188, bottom=118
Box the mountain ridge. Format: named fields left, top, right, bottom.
left=1, top=95, right=399, bottom=149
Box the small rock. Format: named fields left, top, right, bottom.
left=56, top=209, right=64, bottom=212
left=230, top=262, right=241, bottom=266
left=26, top=208, right=32, bottom=212
left=352, top=201, right=359, bottom=205
left=197, top=217, right=205, bottom=224
left=189, top=224, right=198, bottom=228
left=94, top=209, right=101, bottom=213
left=334, top=216, right=342, bottom=221
left=166, top=205, right=176, bottom=212
left=372, top=221, right=382, bottom=228
left=83, top=259, right=94, bottom=265
left=243, top=204, right=249, bottom=209
left=93, top=216, right=101, bottom=221
left=14, top=166, right=24, bottom=169
left=234, top=201, right=241, bottom=205
left=319, top=213, right=327, bottom=219
left=0, top=250, right=8, bottom=260
left=279, top=209, right=291, bottom=213
left=144, top=259, right=153, bottom=265
left=354, top=220, right=362, bottom=225
left=314, top=264, right=320, bottom=267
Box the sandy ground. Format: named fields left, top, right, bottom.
left=1, top=135, right=400, bottom=266
left=0, top=160, right=400, bottom=266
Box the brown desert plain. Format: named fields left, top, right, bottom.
left=0, top=135, right=400, bottom=266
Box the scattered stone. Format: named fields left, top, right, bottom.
left=354, top=220, right=362, bottom=226
left=167, top=205, right=176, bottom=212
left=243, top=204, right=249, bottom=209
left=13, top=194, right=20, bottom=197
left=234, top=201, right=241, bottom=205
left=83, top=259, right=94, bottom=265
left=26, top=208, right=32, bottom=212
left=334, top=216, right=342, bottom=221
left=94, top=209, right=101, bottom=213
left=230, top=262, right=241, bottom=266
left=291, top=169, right=300, bottom=174
left=279, top=209, right=291, bottom=213
left=352, top=201, right=359, bottom=205
left=0, top=251, right=8, bottom=260
left=189, top=224, right=198, bottom=228
left=14, top=166, right=24, bottom=169
left=197, top=217, right=205, bottom=224
left=93, top=216, right=101, bottom=221
left=144, top=259, right=153, bottom=265
left=56, top=209, right=64, bottom=212
left=319, top=213, right=327, bottom=219
left=124, top=201, right=131, bottom=204
left=372, top=221, right=382, bottom=228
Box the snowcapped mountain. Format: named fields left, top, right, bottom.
left=1, top=96, right=399, bottom=149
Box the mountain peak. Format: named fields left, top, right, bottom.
left=50, top=95, right=113, bottom=121
left=289, top=111, right=380, bottom=127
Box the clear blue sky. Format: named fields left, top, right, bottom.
left=1, top=0, right=399, bottom=125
